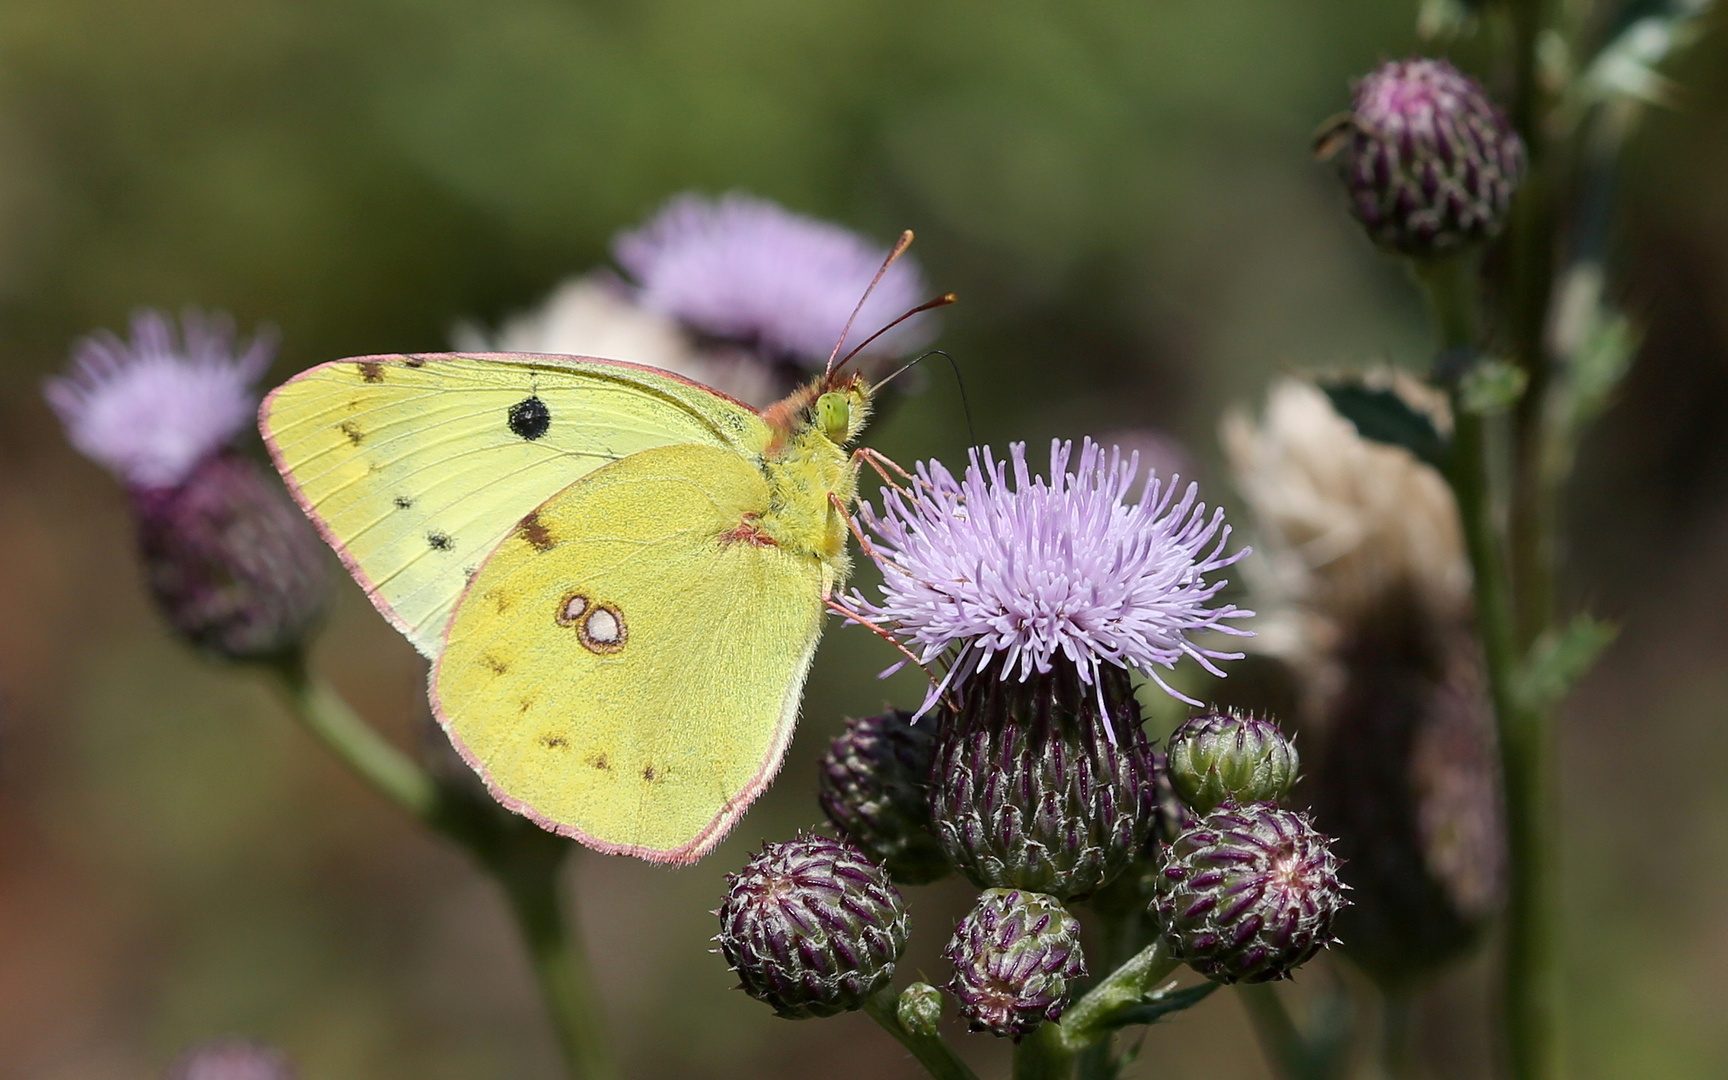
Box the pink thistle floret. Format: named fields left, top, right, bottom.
left=44, top=309, right=275, bottom=490
left=614, top=192, right=933, bottom=366
left=840, top=439, right=1253, bottom=708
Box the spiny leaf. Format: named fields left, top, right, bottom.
left=1100, top=981, right=1220, bottom=1031
left=1318, top=380, right=1451, bottom=471
left=1516, top=614, right=1618, bottom=710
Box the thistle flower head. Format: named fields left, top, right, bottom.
left=614, top=192, right=933, bottom=367
left=841, top=439, right=1252, bottom=709
left=45, top=309, right=275, bottom=490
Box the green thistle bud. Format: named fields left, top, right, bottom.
left=930, top=660, right=1156, bottom=900
left=1166, top=709, right=1299, bottom=815
left=1154, top=804, right=1345, bottom=984
left=717, top=835, right=909, bottom=1018
left=945, top=888, right=1087, bottom=1038
left=897, top=982, right=944, bottom=1036
left=818, top=710, right=949, bottom=884
left=1319, top=58, right=1525, bottom=257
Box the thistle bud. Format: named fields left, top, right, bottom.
left=1154, top=804, right=1345, bottom=983
left=897, top=982, right=944, bottom=1036
left=1322, top=58, right=1525, bottom=257
left=930, top=661, right=1156, bottom=900
left=44, top=310, right=329, bottom=661
left=945, top=888, right=1086, bottom=1038
left=164, top=1040, right=295, bottom=1080
left=818, top=710, right=949, bottom=884
left=1166, top=709, right=1299, bottom=815
left=717, top=834, right=909, bottom=1018
left=132, top=453, right=331, bottom=660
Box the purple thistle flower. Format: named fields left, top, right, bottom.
left=45, top=310, right=276, bottom=491
left=840, top=439, right=1253, bottom=710
left=44, top=308, right=328, bottom=660
left=614, top=192, right=934, bottom=368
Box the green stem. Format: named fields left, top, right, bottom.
left=1379, top=987, right=1416, bottom=1080
left=1419, top=244, right=1561, bottom=1080
left=1238, top=983, right=1334, bottom=1080
left=266, top=653, right=438, bottom=820
left=265, top=654, right=617, bottom=1080
left=863, top=990, right=981, bottom=1080
left=495, top=849, right=618, bottom=1080
left=1049, top=940, right=1181, bottom=1054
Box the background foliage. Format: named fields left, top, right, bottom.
left=0, top=1, right=1725, bottom=1076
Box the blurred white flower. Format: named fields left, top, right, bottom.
left=453, top=274, right=783, bottom=408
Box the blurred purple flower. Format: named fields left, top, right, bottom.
left=840, top=439, right=1253, bottom=710
left=164, top=1039, right=295, bottom=1080
left=44, top=310, right=276, bottom=490
left=44, top=308, right=328, bottom=660
left=614, top=192, right=933, bottom=367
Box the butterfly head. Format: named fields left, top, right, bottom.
left=815, top=374, right=871, bottom=446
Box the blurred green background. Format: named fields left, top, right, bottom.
left=1, top=0, right=1726, bottom=1077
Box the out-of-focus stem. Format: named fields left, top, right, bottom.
left=1420, top=253, right=1561, bottom=1080
left=863, top=990, right=981, bottom=1080
left=1379, top=987, right=1416, bottom=1080
left=1238, top=983, right=1336, bottom=1080
left=267, top=653, right=437, bottom=820
left=266, top=654, right=616, bottom=1080
left=495, top=849, right=618, bottom=1080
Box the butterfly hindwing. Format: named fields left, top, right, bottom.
left=260, top=353, right=770, bottom=657
left=431, top=443, right=826, bottom=863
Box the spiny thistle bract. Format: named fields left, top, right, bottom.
left=818, top=709, right=950, bottom=885
left=931, top=662, right=1156, bottom=899
left=945, top=888, right=1087, bottom=1038
left=1166, top=709, right=1300, bottom=815
left=1321, top=58, right=1525, bottom=257
left=45, top=310, right=329, bottom=660
left=717, top=835, right=909, bottom=1019
left=1154, top=804, right=1346, bottom=983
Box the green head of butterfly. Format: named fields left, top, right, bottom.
left=816, top=392, right=851, bottom=444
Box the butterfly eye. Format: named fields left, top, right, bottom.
left=816, top=392, right=850, bottom=443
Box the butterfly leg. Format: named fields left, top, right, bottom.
left=822, top=595, right=936, bottom=682
left=850, top=446, right=915, bottom=494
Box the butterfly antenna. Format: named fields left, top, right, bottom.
left=872, top=348, right=976, bottom=446
left=831, top=293, right=957, bottom=381
left=824, top=229, right=916, bottom=381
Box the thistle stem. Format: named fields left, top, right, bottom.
left=1417, top=253, right=1561, bottom=1080
left=1237, top=983, right=1337, bottom=1080
left=863, top=989, right=981, bottom=1080
left=494, top=848, right=617, bottom=1080
left=1049, top=940, right=1181, bottom=1053
left=264, top=654, right=617, bottom=1080
left=267, top=653, right=438, bottom=819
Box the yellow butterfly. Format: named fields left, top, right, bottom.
left=260, top=345, right=883, bottom=864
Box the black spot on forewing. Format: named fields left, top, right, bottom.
left=427, top=531, right=454, bottom=551
left=481, top=653, right=508, bottom=674
left=338, top=421, right=364, bottom=445
left=405, top=355, right=428, bottom=368
left=539, top=733, right=569, bottom=750
left=642, top=764, right=657, bottom=782
left=586, top=751, right=610, bottom=771
left=508, top=395, right=551, bottom=440
left=393, top=495, right=414, bottom=510
left=358, top=361, right=384, bottom=383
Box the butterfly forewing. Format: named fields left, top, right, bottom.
left=260, top=353, right=769, bottom=657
